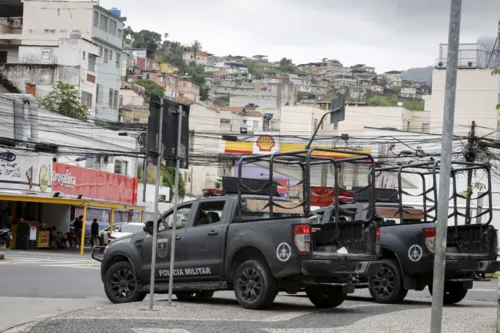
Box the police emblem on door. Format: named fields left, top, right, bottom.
left=157, top=239, right=168, bottom=258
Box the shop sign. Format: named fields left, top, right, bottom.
left=37, top=231, right=50, bottom=248
left=52, top=162, right=138, bottom=205
left=0, top=149, right=53, bottom=193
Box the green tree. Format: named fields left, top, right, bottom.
left=243, top=58, right=264, bottom=77
left=279, top=57, right=296, bottom=73
left=186, top=62, right=210, bottom=101
left=214, top=96, right=230, bottom=106
left=135, top=80, right=165, bottom=102
left=132, top=30, right=162, bottom=51
left=159, top=41, right=186, bottom=69
left=41, top=81, right=87, bottom=121
left=191, top=40, right=202, bottom=56
left=142, top=165, right=186, bottom=200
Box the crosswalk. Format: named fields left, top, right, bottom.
left=0, top=251, right=100, bottom=270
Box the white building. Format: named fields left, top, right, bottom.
left=384, top=70, right=403, bottom=87
left=214, top=61, right=249, bottom=74
left=0, top=0, right=124, bottom=121
left=401, top=87, right=418, bottom=99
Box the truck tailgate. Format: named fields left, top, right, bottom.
left=446, top=224, right=496, bottom=259
left=311, top=221, right=376, bottom=255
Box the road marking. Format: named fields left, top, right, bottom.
left=36, top=314, right=54, bottom=318
left=132, top=329, right=191, bottom=333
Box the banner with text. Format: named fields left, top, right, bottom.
left=52, top=162, right=138, bottom=205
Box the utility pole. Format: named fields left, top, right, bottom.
left=464, top=120, right=476, bottom=224
left=148, top=98, right=164, bottom=311
left=167, top=103, right=183, bottom=306
left=430, top=1, right=462, bottom=333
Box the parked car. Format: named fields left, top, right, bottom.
left=108, top=222, right=144, bottom=241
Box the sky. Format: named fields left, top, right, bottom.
left=100, top=0, right=500, bottom=73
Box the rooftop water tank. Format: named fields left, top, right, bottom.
left=109, top=7, right=121, bottom=17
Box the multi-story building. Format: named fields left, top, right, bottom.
left=0, top=1, right=125, bottom=121
left=400, top=87, right=418, bottom=99
left=383, top=70, right=403, bottom=87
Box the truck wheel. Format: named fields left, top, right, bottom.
left=104, top=261, right=146, bottom=304
left=428, top=282, right=468, bottom=305
left=233, top=259, right=278, bottom=310
left=369, top=259, right=408, bottom=304
left=175, top=291, right=215, bottom=302
left=306, top=286, right=346, bottom=308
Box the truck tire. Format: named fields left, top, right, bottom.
left=104, top=261, right=146, bottom=304
left=175, top=291, right=215, bottom=302
left=233, top=259, right=278, bottom=310
left=306, top=286, right=346, bottom=308
left=428, top=282, right=468, bottom=305
left=368, top=259, right=408, bottom=304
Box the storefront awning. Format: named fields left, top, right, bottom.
left=0, top=192, right=145, bottom=211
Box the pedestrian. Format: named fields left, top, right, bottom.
left=74, top=215, right=83, bottom=248
left=90, top=218, right=99, bottom=247
left=69, top=217, right=78, bottom=248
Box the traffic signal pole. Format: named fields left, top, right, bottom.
left=430, top=1, right=462, bottom=332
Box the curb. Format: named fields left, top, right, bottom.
left=1, top=320, right=39, bottom=333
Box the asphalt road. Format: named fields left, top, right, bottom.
left=0, top=250, right=498, bottom=332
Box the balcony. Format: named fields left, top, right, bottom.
left=0, top=17, right=22, bottom=43
left=435, top=48, right=493, bottom=69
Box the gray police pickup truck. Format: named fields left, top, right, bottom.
left=92, top=193, right=382, bottom=310
left=315, top=183, right=499, bottom=305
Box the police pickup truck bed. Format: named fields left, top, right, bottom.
left=315, top=203, right=499, bottom=304
left=93, top=195, right=382, bottom=309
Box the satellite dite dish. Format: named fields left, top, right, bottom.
left=397, top=102, right=403, bottom=107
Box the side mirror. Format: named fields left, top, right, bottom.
left=144, top=221, right=154, bottom=234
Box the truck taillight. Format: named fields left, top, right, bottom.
left=294, top=224, right=311, bottom=254
left=424, top=228, right=436, bottom=253
left=375, top=228, right=381, bottom=256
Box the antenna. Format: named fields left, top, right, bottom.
left=488, top=20, right=500, bottom=68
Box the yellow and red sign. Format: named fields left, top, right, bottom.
left=37, top=230, right=50, bottom=248
left=222, top=135, right=371, bottom=160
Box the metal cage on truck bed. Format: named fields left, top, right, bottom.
left=236, top=148, right=377, bottom=221
left=375, top=161, right=493, bottom=225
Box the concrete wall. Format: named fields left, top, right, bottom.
left=0, top=63, right=80, bottom=100
left=22, top=0, right=94, bottom=45
left=228, top=83, right=296, bottom=108
left=430, top=69, right=500, bottom=136
left=120, top=89, right=144, bottom=106
left=41, top=203, right=71, bottom=234
left=186, top=103, right=221, bottom=195
left=137, top=183, right=171, bottom=215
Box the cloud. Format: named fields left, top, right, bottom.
left=101, top=0, right=500, bottom=72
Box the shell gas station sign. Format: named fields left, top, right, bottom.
left=220, top=133, right=371, bottom=159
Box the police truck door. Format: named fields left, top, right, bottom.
left=140, top=203, right=193, bottom=282
left=175, top=199, right=228, bottom=280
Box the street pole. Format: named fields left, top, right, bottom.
left=465, top=121, right=476, bottom=224
left=148, top=97, right=164, bottom=311
left=143, top=134, right=148, bottom=202
left=430, top=1, right=462, bottom=333
left=168, top=104, right=183, bottom=306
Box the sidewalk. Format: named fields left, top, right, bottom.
left=16, top=295, right=497, bottom=333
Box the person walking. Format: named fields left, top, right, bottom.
left=90, top=219, right=99, bottom=247
left=74, top=215, right=83, bottom=248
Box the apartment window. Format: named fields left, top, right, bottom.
left=88, top=55, right=96, bottom=72
left=109, top=89, right=113, bottom=107
left=99, top=14, right=108, bottom=31
left=108, top=19, right=117, bottom=36
left=422, top=123, right=430, bottom=133
left=81, top=91, right=92, bottom=108
left=93, top=11, right=99, bottom=27
left=96, top=84, right=100, bottom=104
left=113, top=90, right=118, bottom=109
left=0, top=51, right=7, bottom=64
left=104, top=48, right=108, bottom=63
left=253, top=120, right=258, bottom=129
left=146, top=73, right=150, bottom=80
left=116, top=52, right=121, bottom=68
left=41, top=49, right=51, bottom=60
left=99, top=46, right=103, bottom=57
left=114, top=160, right=128, bottom=175
left=117, top=29, right=122, bottom=38
left=82, top=51, right=86, bottom=60
left=109, top=50, right=112, bottom=61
